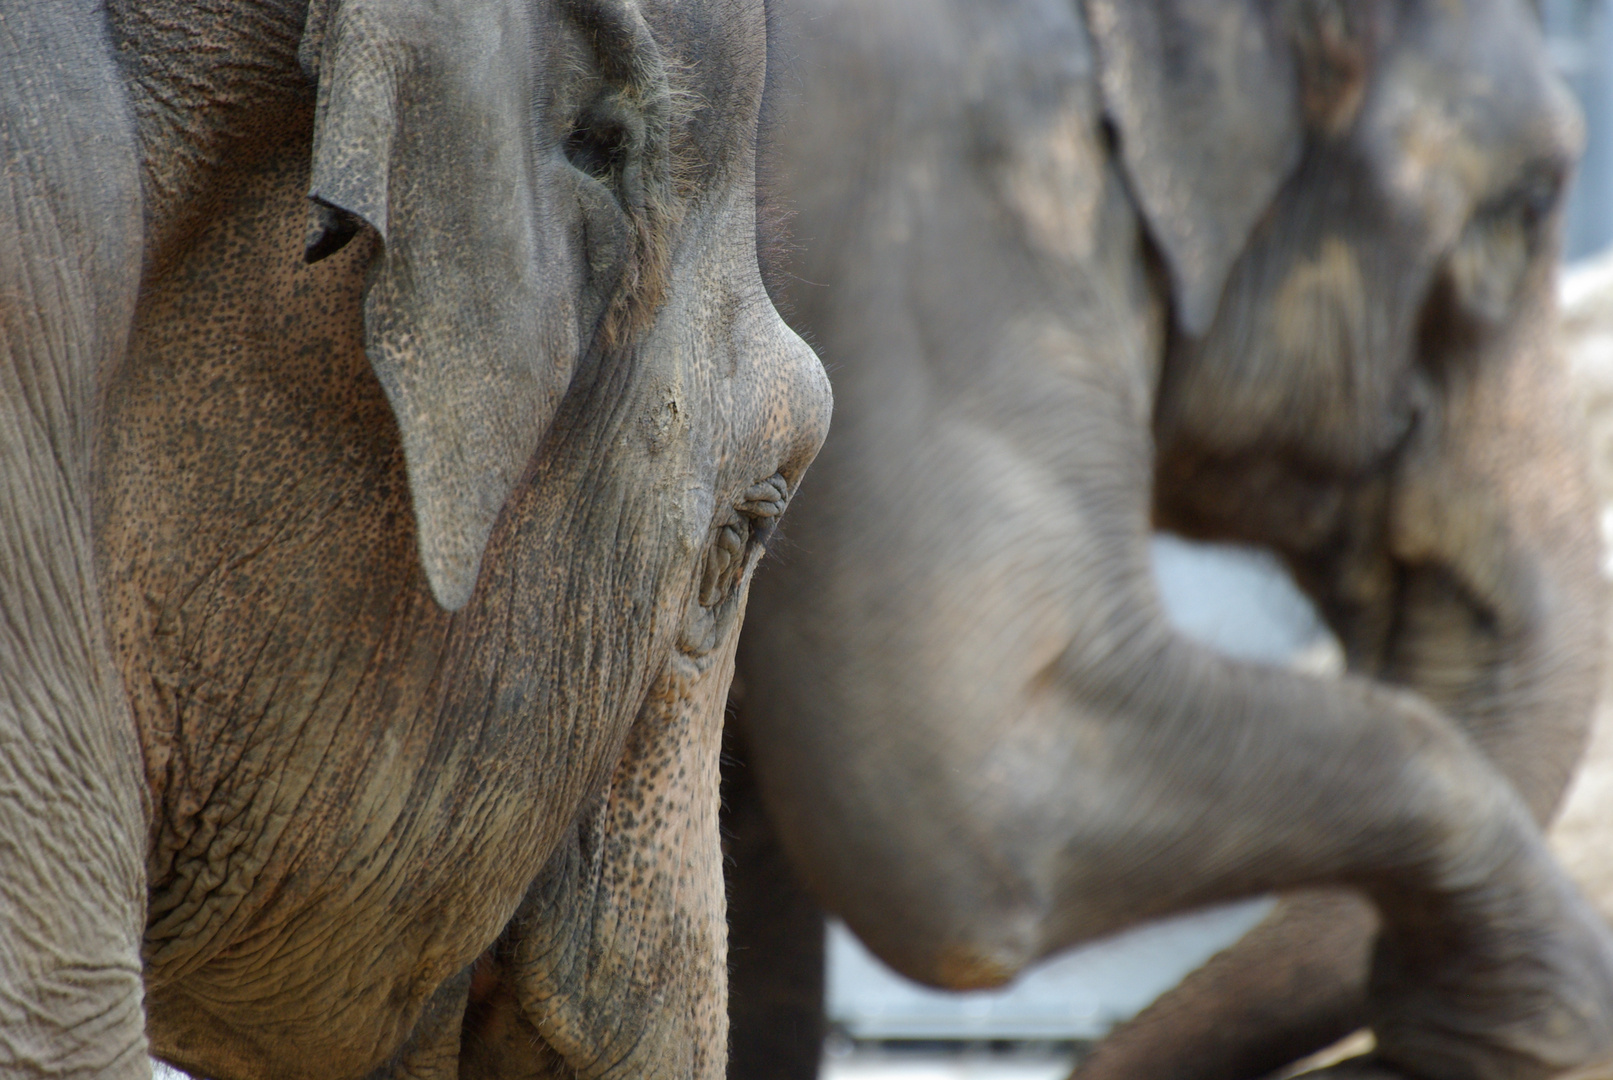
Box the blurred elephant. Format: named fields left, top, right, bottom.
left=0, top=0, right=829, bottom=1077
left=724, top=1, right=1613, bottom=1078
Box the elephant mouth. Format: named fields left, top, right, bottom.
left=467, top=949, right=501, bottom=1008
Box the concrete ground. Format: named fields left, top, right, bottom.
left=821, top=1045, right=1079, bottom=1080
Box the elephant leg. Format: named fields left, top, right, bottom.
left=1072, top=891, right=1373, bottom=1080
left=0, top=3, right=148, bottom=1077
left=1079, top=571, right=1603, bottom=1080
left=724, top=720, right=827, bottom=1080
left=1302, top=1061, right=1405, bottom=1080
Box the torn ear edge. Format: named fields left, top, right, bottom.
left=298, top=0, right=501, bottom=613
left=300, top=0, right=335, bottom=85
left=301, top=0, right=394, bottom=263
left=299, top=1, right=371, bottom=268
left=304, top=198, right=365, bottom=264
left=295, top=0, right=681, bottom=613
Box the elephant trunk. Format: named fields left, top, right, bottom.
left=462, top=642, right=734, bottom=1080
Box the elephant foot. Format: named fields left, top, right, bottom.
left=1292, top=1057, right=1415, bottom=1080
left=1367, top=869, right=1613, bottom=1080
left=1292, top=1055, right=1613, bottom=1080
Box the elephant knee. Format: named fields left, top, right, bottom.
left=852, top=891, right=1046, bottom=992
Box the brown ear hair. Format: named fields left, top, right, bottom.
left=1084, top=0, right=1304, bottom=338
left=1286, top=0, right=1379, bottom=137
left=301, top=0, right=670, bottom=611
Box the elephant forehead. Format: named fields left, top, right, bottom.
left=649, top=203, right=831, bottom=492
left=1363, top=0, right=1580, bottom=232
left=1268, top=237, right=1369, bottom=360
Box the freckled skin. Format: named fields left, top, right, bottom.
left=1, top=0, right=829, bottom=1077
left=727, top=2, right=1613, bottom=1079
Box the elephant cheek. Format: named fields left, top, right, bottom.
left=1386, top=271, right=1605, bottom=821
left=496, top=645, right=734, bottom=1079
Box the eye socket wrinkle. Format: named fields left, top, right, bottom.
left=699, top=475, right=790, bottom=609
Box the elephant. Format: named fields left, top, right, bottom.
left=0, top=0, right=830, bottom=1077
left=722, top=0, right=1613, bottom=1078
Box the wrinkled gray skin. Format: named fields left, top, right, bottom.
left=0, top=0, right=829, bottom=1077
left=727, top=1, right=1613, bottom=1078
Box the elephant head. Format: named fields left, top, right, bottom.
left=729, top=1, right=1613, bottom=1078
left=1077, top=4, right=1606, bottom=1074
left=0, top=0, right=828, bottom=1076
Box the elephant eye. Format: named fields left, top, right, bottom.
left=1438, top=160, right=1567, bottom=328
left=1500, top=161, right=1566, bottom=231
left=563, top=90, right=646, bottom=201
left=566, top=115, right=630, bottom=182
left=697, top=474, right=789, bottom=608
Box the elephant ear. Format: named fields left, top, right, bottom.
left=1083, top=0, right=1303, bottom=337
left=300, top=0, right=660, bottom=610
